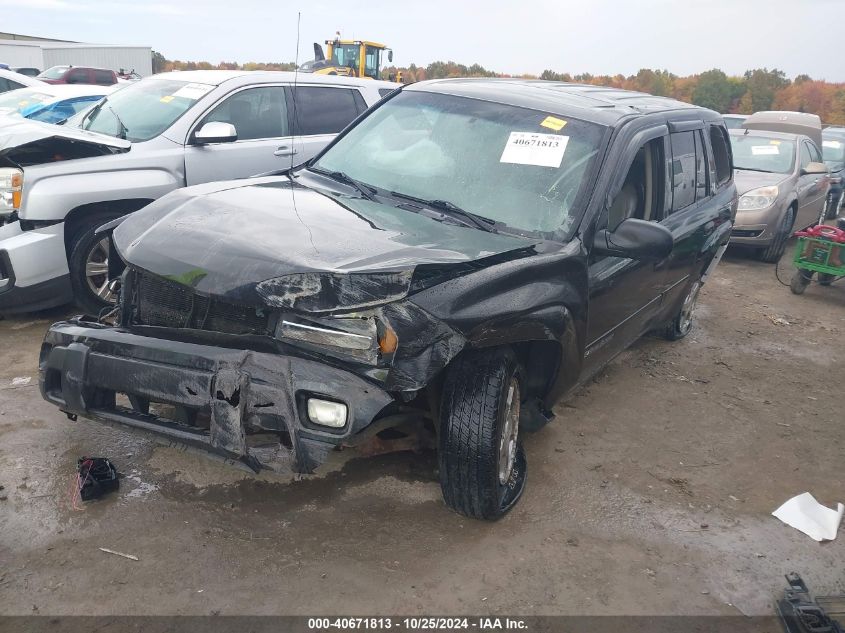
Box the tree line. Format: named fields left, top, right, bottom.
left=151, top=52, right=845, bottom=124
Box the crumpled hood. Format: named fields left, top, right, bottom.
left=114, top=176, right=539, bottom=311
left=0, top=117, right=129, bottom=156
left=733, top=169, right=788, bottom=196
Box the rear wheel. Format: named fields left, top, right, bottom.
left=68, top=216, right=120, bottom=316
left=825, top=192, right=844, bottom=220
left=664, top=280, right=701, bottom=341
left=758, top=206, right=795, bottom=263
left=439, top=348, right=527, bottom=520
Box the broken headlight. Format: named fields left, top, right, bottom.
left=275, top=312, right=397, bottom=365
left=0, top=168, right=23, bottom=217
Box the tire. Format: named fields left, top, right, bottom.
left=664, top=280, right=701, bottom=341
left=818, top=273, right=836, bottom=286
left=758, top=206, right=795, bottom=263
left=438, top=348, right=527, bottom=520
left=790, top=270, right=812, bottom=295
left=68, top=215, right=120, bottom=316
left=825, top=192, right=844, bottom=220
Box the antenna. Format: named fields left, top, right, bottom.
left=291, top=10, right=301, bottom=172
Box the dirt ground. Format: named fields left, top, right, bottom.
left=0, top=244, right=842, bottom=617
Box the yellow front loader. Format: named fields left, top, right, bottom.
left=299, top=35, right=402, bottom=83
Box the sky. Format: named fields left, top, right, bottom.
left=1, top=0, right=843, bottom=81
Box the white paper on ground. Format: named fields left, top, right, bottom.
left=772, top=492, right=844, bottom=541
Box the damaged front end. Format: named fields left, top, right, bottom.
left=39, top=266, right=468, bottom=474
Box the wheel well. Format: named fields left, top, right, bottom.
left=64, top=199, right=153, bottom=256
left=511, top=340, right=562, bottom=398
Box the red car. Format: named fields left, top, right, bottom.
left=37, top=65, right=117, bottom=86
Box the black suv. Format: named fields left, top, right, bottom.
left=39, top=80, right=737, bottom=520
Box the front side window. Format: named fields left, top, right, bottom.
left=799, top=142, right=811, bottom=170
left=200, top=86, right=288, bottom=140
left=82, top=78, right=214, bottom=142
left=730, top=134, right=795, bottom=175
left=312, top=90, right=606, bottom=237
left=670, top=131, right=696, bottom=211
left=364, top=46, right=380, bottom=79
left=807, top=142, right=822, bottom=164
left=291, top=87, right=360, bottom=136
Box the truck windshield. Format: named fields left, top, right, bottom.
left=312, top=91, right=605, bottom=238
left=730, top=134, right=795, bottom=174
left=80, top=78, right=213, bottom=142
left=331, top=44, right=360, bottom=71
left=822, top=137, right=845, bottom=167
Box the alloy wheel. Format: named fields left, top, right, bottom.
left=85, top=237, right=116, bottom=304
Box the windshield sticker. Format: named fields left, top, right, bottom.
left=823, top=140, right=843, bottom=149
left=500, top=132, right=569, bottom=168
left=540, top=116, right=567, bottom=131
left=770, top=140, right=781, bottom=145
left=171, top=83, right=213, bottom=101
left=751, top=145, right=780, bottom=156
left=159, top=95, right=175, bottom=103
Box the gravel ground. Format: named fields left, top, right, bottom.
left=0, top=245, right=842, bottom=616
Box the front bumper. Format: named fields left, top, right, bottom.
left=39, top=320, right=395, bottom=472
left=0, top=220, right=72, bottom=313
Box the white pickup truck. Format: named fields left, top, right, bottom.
left=0, top=70, right=397, bottom=314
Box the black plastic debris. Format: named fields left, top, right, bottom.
left=777, top=572, right=844, bottom=633
left=76, top=457, right=119, bottom=501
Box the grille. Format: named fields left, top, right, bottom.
left=131, top=270, right=271, bottom=336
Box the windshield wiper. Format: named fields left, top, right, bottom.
left=309, top=167, right=376, bottom=200
left=83, top=98, right=128, bottom=139
left=389, top=191, right=497, bottom=233
left=735, top=166, right=775, bottom=173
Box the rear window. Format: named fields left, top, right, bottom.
left=291, top=86, right=361, bottom=135
left=93, top=69, right=114, bottom=85
left=709, top=126, right=732, bottom=185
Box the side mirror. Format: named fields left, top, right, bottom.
left=593, top=218, right=673, bottom=260
left=194, top=121, right=237, bottom=145
left=387, top=50, right=393, bottom=63
left=801, top=161, right=828, bottom=176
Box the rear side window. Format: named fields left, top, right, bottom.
left=694, top=131, right=708, bottom=201
left=290, top=86, right=360, bottom=135
left=93, top=70, right=114, bottom=85
left=708, top=126, right=732, bottom=186
left=670, top=131, right=696, bottom=211
left=66, top=69, right=88, bottom=84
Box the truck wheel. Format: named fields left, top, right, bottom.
left=68, top=216, right=120, bottom=316
left=664, top=280, right=701, bottom=341
left=758, top=206, right=794, bottom=263
left=438, top=348, right=527, bottom=520
left=790, top=270, right=812, bottom=295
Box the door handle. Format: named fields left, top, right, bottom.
left=274, top=146, right=298, bottom=157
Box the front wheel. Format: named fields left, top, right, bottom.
left=68, top=216, right=120, bottom=316
left=758, top=206, right=795, bottom=263
left=439, top=348, right=527, bottom=520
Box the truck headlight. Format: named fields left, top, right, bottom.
left=276, top=312, right=397, bottom=364
left=0, top=168, right=22, bottom=215
left=738, top=186, right=778, bottom=211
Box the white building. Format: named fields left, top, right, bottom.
left=0, top=34, right=152, bottom=76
